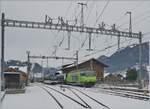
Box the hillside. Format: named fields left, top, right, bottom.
left=98, top=42, right=149, bottom=73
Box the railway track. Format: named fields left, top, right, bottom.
left=61, top=85, right=110, bottom=109
left=66, top=87, right=92, bottom=109
left=38, top=85, right=89, bottom=109
left=87, top=87, right=149, bottom=101
left=40, top=83, right=150, bottom=108
left=103, top=89, right=149, bottom=101
left=39, top=86, right=64, bottom=109
left=39, top=84, right=110, bottom=109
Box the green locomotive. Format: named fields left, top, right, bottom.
left=65, top=70, right=96, bottom=87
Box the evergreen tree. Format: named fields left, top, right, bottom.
left=126, top=68, right=137, bottom=81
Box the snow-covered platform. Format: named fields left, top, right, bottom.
left=0, top=91, right=5, bottom=102
left=6, top=88, right=26, bottom=94
left=1, top=83, right=150, bottom=109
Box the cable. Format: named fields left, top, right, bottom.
left=131, top=1, right=145, bottom=12
left=143, top=32, right=150, bottom=36
left=78, top=35, right=88, bottom=52
left=84, top=38, right=134, bottom=57
left=71, top=34, right=81, bottom=42
left=85, top=1, right=95, bottom=24
left=92, top=38, right=96, bottom=51
left=113, top=0, right=145, bottom=24
left=132, top=14, right=150, bottom=27
left=58, top=32, right=65, bottom=47
left=64, top=1, right=73, bottom=18
left=94, top=0, right=110, bottom=26
left=50, top=30, right=61, bottom=56
left=113, top=14, right=126, bottom=25
left=117, top=10, right=150, bottom=28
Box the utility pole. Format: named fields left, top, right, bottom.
left=26, top=51, right=30, bottom=86
left=46, top=57, right=49, bottom=68
left=118, top=32, right=120, bottom=51
left=67, top=31, right=71, bottom=50
left=126, top=11, right=132, bottom=36
left=52, top=45, right=57, bottom=56
left=78, top=2, right=87, bottom=28
left=41, top=60, right=44, bottom=82
left=75, top=50, right=78, bottom=70
left=112, top=24, right=120, bottom=50
left=87, top=33, right=93, bottom=51
left=138, top=32, right=142, bottom=89
left=1, top=13, right=5, bottom=91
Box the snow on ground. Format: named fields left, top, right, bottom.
left=1, top=85, right=60, bottom=109
left=81, top=87, right=150, bottom=109
left=62, top=85, right=150, bottom=109
left=0, top=91, right=5, bottom=101
left=147, top=66, right=150, bottom=92
left=95, top=84, right=139, bottom=90
left=1, top=83, right=150, bottom=109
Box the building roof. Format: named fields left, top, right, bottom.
left=89, top=58, right=108, bottom=67
left=4, top=72, right=21, bottom=75
left=62, top=58, right=108, bottom=71
left=4, top=68, right=27, bottom=76
left=9, top=66, right=27, bottom=73
left=61, top=63, right=74, bottom=68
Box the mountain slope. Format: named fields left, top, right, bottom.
left=98, top=42, right=149, bottom=73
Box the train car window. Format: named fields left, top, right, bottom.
left=81, top=70, right=96, bottom=76
left=71, top=73, right=78, bottom=81
left=72, top=75, right=78, bottom=81
left=80, top=71, right=86, bottom=76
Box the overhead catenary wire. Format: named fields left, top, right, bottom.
left=78, top=35, right=88, bottom=52
left=64, top=1, right=73, bottom=18
left=113, top=0, right=145, bottom=25
left=85, top=1, right=95, bottom=24
left=84, top=38, right=134, bottom=57
left=58, top=32, right=65, bottom=47
left=132, top=14, right=150, bottom=27
left=131, top=0, right=145, bottom=12
left=94, top=0, right=110, bottom=26
left=50, top=30, right=62, bottom=56
left=64, top=0, right=124, bottom=58
left=117, top=10, right=150, bottom=28
left=2, top=0, right=146, bottom=64
left=143, top=32, right=150, bottom=36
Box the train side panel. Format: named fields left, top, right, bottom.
left=65, top=70, right=96, bottom=86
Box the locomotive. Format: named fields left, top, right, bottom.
left=65, top=70, right=96, bottom=87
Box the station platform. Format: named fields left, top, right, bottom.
left=0, top=91, right=5, bottom=101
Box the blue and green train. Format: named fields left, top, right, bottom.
left=65, top=70, right=96, bottom=87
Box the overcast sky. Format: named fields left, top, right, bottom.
left=0, top=0, right=150, bottom=67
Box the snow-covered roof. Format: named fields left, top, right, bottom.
left=34, top=73, right=43, bottom=78
left=19, top=66, right=27, bottom=73
left=104, top=73, right=110, bottom=77
left=9, top=66, right=27, bottom=73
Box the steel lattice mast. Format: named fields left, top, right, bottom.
left=1, top=13, right=143, bottom=89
